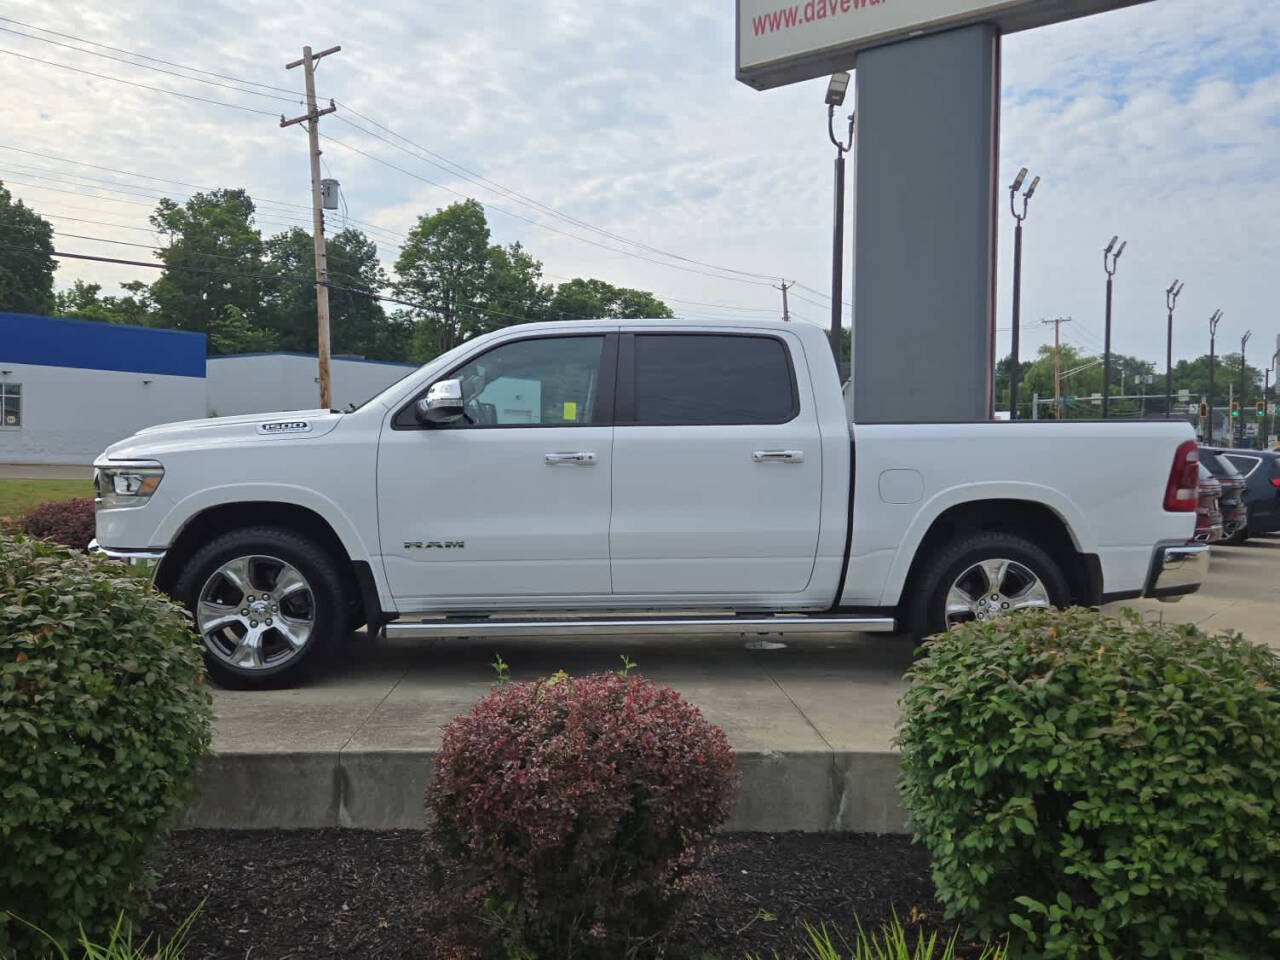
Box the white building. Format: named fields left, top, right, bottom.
left=206, top=352, right=414, bottom=416
left=0, top=312, right=417, bottom=466
left=0, top=312, right=206, bottom=467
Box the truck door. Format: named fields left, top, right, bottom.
left=608, top=331, right=822, bottom=598
left=377, top=333, right=616, bottom=607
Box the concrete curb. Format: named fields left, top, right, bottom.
left=181, top=748, right=908, bottom=834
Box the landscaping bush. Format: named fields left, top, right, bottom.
left=17, top=497, right=96, bottom=551
left=897, top=607, right=1280, bottom=960
left=0, top=533, right=211, bottom=959
left=425, top=667, right=737, bottom=959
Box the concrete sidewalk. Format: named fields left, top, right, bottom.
left=184, top=534, right=1278, bottom=834
left=184, top=630, right=915, bottom=833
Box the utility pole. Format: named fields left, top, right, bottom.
left=1007, top=168, right=1039, bottom=420
left=1101, top=236, right=1125, bottom=418
left=1165, top=280, right=1183, bottom=417
left=280, top=44, right=340, bottom=409
left=774, top=280, right=793, bottom=322
left=1208, top=309, right=1223, bottom=444
left=1041, top=316, right=1072, bottom=419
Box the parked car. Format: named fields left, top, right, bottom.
left=1218, top=448, right=1280, bottom=540
left=1195, top=464, right=1225, bottom=544
left=1199, top=448, right=1248, bottom=543
left=89, top=319, right=1208, bottom=687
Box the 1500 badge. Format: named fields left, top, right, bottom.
left=404, top=540, right=465, bottom=550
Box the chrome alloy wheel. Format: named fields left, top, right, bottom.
left=944, top=558, right=1051, bottom=630
left=196, top=555, right=316, bottom=670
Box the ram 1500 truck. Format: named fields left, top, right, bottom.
left=91, top=319, right=1208, bottom=687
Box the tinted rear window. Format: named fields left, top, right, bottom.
left=632, top=334, right=797, bottom=425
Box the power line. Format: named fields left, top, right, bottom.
left=0, top=155, right=407, bottom=246
left=323, top=132, right=777, bottom=289
left=0, top=46, right=281, bottom=117
left=0, top=14, right=310, bottom=98
left=332, top=108, right=788, bottom=287
left=0, top=24, right=301, bottom=106
left=0, top=18, right=834, bottom=308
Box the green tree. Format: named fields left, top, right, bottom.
left=395, top=199, right=492, bottom=360
left=546, top=277, right=674, bottom=321
left=53, top=279, right=157, bottom=327
left=0, top=180, right=55, bottom=314
left=482, top=241, right=552, bottom=332
left=263, top=227, right=391, bottom=358
left=207, top=304, right=279, bottom=353
left=149, top=189, right=267, bottom=347
left=1171, top=353, right=1264, bottom=405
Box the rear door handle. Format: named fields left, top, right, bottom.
left=752, top=449, right=804, bottom=464
left=545, top=451, right=598, bottom=465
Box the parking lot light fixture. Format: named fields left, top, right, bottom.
left=825, top=72, right=855, bottom=376
left=1165, top=280, right=1183, bottom=418
left=1102, top=236, right=1125, bottom=418
left=1208, top=309, right=1223, bottom=442
left=1007, top=167, right=1039, bottom=420
left=825, top=71, right=851, bottom=107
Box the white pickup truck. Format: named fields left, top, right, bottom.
left=92, top=319, right=1207, bottom=687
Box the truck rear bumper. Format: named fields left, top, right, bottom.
left=1144, top=541, right=1209, bottom=602
left=88, top=539, right=166, bottom=583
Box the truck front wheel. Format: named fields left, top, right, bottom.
left=174, top=526, right=349, bottom=688
left=905, top=531, right=1070, bottom=640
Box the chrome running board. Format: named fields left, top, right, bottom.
left=383, top=614, right=897, bottom=640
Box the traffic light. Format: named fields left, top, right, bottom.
left=1198, top=401, right=1209, bottom=419
left=1231, top=401, right=1241, bottom=419
left=1257, top=401, right=1266, bottom=418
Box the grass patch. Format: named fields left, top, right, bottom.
left=0, top=478, right=94, bottom=518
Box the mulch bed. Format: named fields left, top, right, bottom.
left=142, top=830, right=979, bottom=959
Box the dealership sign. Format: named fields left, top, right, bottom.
left=737, top=0, right=1153, bottom=89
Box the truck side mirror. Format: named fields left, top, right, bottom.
left=415, top=378, right=465, bottom=425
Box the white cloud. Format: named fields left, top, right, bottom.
left=0, top=0, right=1276, bottom=366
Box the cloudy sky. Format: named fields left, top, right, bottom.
left=1, top=0, right=1277, bottom=370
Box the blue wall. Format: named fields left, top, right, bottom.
left=0, top=312, right=206, bottom=378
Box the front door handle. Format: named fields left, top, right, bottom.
left=545, top=452, right=598, bottom=466
left=752, top=449, right=804, bottom=464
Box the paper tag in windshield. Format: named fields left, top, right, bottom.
left=563, top=401, right=578, bottom=421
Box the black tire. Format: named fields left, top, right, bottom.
left=904, top=531, right=1071, bottom=640
left=173, top=525, right=349, bottom=689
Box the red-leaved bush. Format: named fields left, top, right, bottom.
left=18, top=498, right=96, bottom=551
left=425, top=670, right=737, bottom=959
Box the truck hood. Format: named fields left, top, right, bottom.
left=98, top=409, right=344, bottom=462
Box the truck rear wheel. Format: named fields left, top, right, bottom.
left=174, top=526, right=349, bottom=688
left=905, top=531, right=1070, bottom=640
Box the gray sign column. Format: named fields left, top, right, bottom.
left=851, top=25, right=999, bottom=423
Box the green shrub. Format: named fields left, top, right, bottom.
left=897, top=607, right=1280, bottom=960
left=0, top=534, right=211, bottom=959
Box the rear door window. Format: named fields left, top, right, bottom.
left=628, top=334, right=797, bottom=425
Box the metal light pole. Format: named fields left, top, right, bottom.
left=1101, top=236, right=1126, bottom=418
left=1208, top=309, right=1223, bottom=443
left=824, top=71, right=854, bottom=379
left=1164, top=279, right=1183, bottom=417
left=1239, top=330, right=1252, bottom=447
left=1007, top=167, right=1039, bottom=420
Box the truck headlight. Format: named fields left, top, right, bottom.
left=94, top=462, right=164, bottom=509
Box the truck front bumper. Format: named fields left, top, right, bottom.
left=88, top=539, right=166, bottom=583
left=1144, top=541, right=1209, bottom=603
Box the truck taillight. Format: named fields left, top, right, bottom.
left=1163, top=440, right=1199, bottom=512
